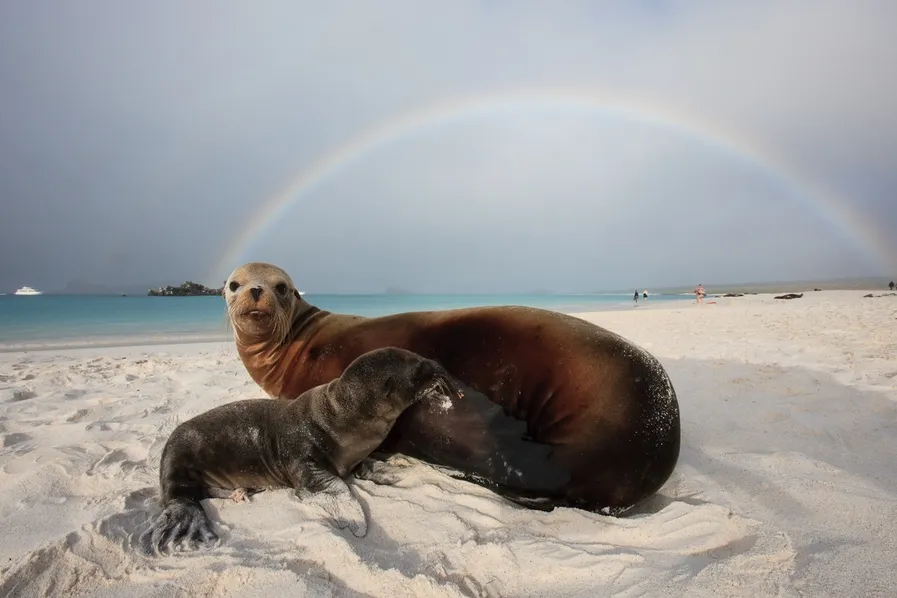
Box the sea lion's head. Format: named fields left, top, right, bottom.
left=409, top=356, right=465, bottom=404
left=224, top=262, right=303, bottom=346
left=341, top=347, right=464, bottom=407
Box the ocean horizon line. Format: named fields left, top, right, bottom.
left=12, top=273, right=893, bottom=297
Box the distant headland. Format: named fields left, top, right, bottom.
left=147, top=281, right=223, bottom=297
left=383, top=287, right=414, bottom=295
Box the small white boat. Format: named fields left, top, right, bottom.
left=14, top=286, right=43, bottom=296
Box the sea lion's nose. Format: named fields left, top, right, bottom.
left=250, top=287, right=263, bottom=301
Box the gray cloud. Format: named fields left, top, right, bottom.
left=1, top=0, right=895, bottom=293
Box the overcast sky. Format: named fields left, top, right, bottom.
left=1, top=1, right=895, bottom=293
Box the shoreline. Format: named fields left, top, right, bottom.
left=0, top=334, right=234, bottom=355
left=0, top=289, right=887, bottom=356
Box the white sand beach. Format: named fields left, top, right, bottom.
left=1, top=290, right=896, bottom=598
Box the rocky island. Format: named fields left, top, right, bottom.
left=147, top=281, right=223, bottom=297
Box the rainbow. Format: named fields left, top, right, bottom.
left=208, top=87, right=891, bottom=282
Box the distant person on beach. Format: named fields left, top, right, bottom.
left=633, top=290, right=639, bottom=304
left=694, top=284, right=706, bottom=304
left=890, top=281, right=895, bottom=291
left=643, top=290, right=648, bottom=300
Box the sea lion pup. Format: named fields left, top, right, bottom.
left=224, top=262, right=681, bottom=516
left=141, top=347, right=462, bottom=554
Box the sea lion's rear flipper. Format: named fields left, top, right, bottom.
left=294, top=470, right=368, bottom=538
left=492, top=493, right=558, bottom=512
left=141, top=498, right=219, bottom=555
left=358, top=457, right=566, bottom=512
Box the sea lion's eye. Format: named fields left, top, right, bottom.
left=275, top=282, right=288, bottom=295
left=229, top=281, right=240, bottom=292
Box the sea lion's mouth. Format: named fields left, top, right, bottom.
left=424, top=377, right=464, bottom=401
left=241, top=309, right=271, bottom=321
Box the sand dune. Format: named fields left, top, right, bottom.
left=1, top=290, right=895, bottom=597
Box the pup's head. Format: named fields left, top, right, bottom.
left=343, top=347, right=464, bottom=405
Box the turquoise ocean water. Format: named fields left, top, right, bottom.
left=0, top=293, right=693, bottom=351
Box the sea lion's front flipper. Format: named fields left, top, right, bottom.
left=353, top=453, right=423, bottom=485
left=294, top=469, right=368, bottom=538
left=206, top=487, right=256, bottom=502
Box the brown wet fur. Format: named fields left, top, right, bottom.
left=224, top=262, right=682, bottom=514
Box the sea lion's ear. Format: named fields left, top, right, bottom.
left=293, top=289, right=302, bottom=300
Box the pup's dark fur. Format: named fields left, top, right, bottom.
left=141, top=347, right=461, bottom=554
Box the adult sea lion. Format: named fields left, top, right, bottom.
left=224, top=262, right=681, bottom=515
left=142, top=347, right=462, bottom=554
